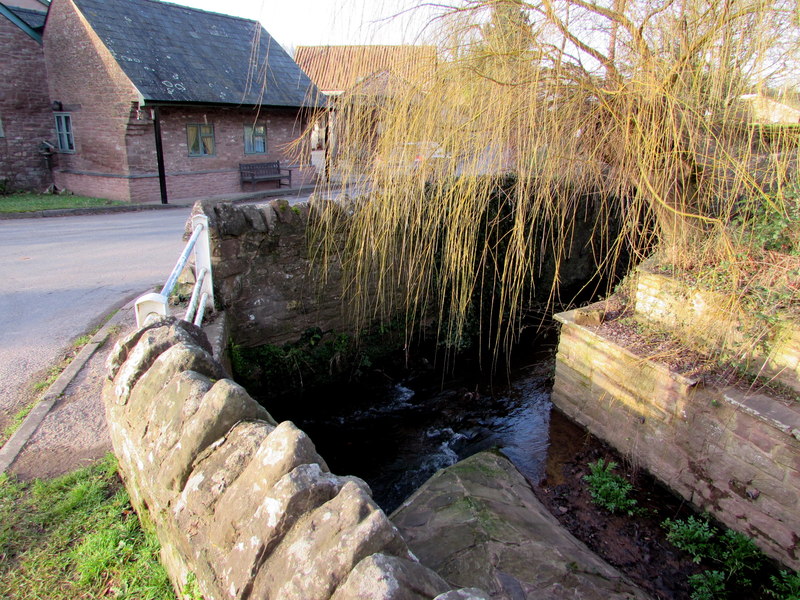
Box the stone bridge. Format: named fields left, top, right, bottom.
left=102, top=199, right=653, bottom=599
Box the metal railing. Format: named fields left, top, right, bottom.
left=135, top=214, right=214, bottom=328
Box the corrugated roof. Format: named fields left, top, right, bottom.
left=72, top=0, right=320, bottom=107
left=7, top=6, right=46, bottom=29
left=295, top=45, right=436, bottom=93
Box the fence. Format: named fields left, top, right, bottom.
left=134, top=214, right=213, bottom=328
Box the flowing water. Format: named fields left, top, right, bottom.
left=263, top=335, right=559, bottom=513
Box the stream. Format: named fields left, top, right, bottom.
left=262, top=335, right=559, bottom=513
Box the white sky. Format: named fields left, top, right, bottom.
left=168, top=0, right=445, bottom=52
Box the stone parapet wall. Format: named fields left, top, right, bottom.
left=103, top=316, right=479, bottom=600
left=196, top=198, right=351, bottom=348
left=553, top=308, right=800, bottom=569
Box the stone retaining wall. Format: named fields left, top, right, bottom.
left=195, top=198, right=350, bottom=348
left=635, top=268, right=800, bottom=393
left=103, top=315, right=483, bottom=600
left=552, top=307, right=800, bottom=569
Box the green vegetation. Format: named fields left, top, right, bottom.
left=583, top=459, right=639, bottom=516
left=662, top=516, right=717, bottom=563
left=231, top=326, right=389, bottom=398
left=659, top=515, right=800, bottom=599
left=768, top=571, right=800, bottom=599
left=72, top=334, right=92, bottom=348
left=231, top=321, right=413, bottom=398
left=0, top=402, right=37, bottom=448
left=0, top=192, right=124, bottom=213
left=0, top=454, right=175, bottom=600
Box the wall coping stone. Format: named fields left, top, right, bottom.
left=723, top=388, right=800, bottom=442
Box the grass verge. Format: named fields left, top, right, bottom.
left=0, top=453, right=175, bottom=599
left=0, top=193, right=125, bottom=213
left=0, top=403, right=37, bottom=449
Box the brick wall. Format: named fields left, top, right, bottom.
left=44, top=0, right=140, bottom=197
left=0, top=15, right=53, bottom=191
left=552, top=306, right=800, bottom=569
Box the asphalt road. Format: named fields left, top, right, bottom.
left=0, top=208, right=192, bottom=423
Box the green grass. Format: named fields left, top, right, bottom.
left=0, top=193, right=125, bottom=213
left=0, top=454, right=176, bottom=600
left=0, top=402, right=37, bottom=448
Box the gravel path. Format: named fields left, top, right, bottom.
left=8, top=306, right=136, bottom=479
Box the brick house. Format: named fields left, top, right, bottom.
left=38, top=0, right=320, bottom=203
left=0, top=1, right=53, bottom=191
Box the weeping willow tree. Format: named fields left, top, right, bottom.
left=305, top=0, right=800, bottom=356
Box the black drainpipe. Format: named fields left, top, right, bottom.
left=152, top=106, right=168, bottom=204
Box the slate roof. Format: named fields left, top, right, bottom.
left=295, top=45, right=437, bottom=94
left=8, top=6, right=47, bottom=29
left=72, top=0, right=320, bottom=107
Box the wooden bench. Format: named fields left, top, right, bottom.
left=239, top=161, right=292, bottom=189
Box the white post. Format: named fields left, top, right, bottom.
left=135, top=292, right=168, bottom=328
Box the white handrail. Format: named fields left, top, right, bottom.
left=184, top=268, right=209, bottom=323
left=135, top=214, right=214, bottom=327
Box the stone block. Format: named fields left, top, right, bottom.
left=210, top=421, right=335, bottom=549
left=138, top=370, right=214, bottom=463
left=240, top=204, right=268, bottom=232
left=212, top=464, right=352, bottom=599
left=392, top=452, right=649, bottom=600
left=111, top=321, right=217, bottom=405
left=330, top=553, right=452, bottom=600
left=157, top=378, right=272, bottom=492
left=726, top=438, right=787, bottom=483
left=126, top=343, right=223, bottom=421
left=251, top=481, right=409, bottom=599
left=173, top=420, right=274, bottom=523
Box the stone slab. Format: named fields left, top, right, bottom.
left=392, top=451, right=651, bottom=600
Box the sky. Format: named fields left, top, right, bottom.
left=168, top=0, right=444, bottom=52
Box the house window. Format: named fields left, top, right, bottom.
left=244, top=124, right=267, bottom=154
left=187, top=124, right=215, bottom=156
left=54, top=113, right=75, bottom=152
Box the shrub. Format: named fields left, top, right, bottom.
left=583, top=459, right=638, bottom=516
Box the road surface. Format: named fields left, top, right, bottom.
left=0, top=208, right=192, bottom=425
